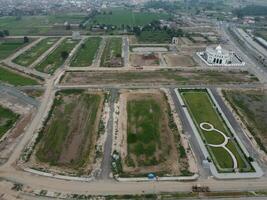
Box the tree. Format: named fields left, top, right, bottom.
left=66, top=24, right=71, bottom=30
left=61, top=51, right=69, bottom=60
left=0, top=31, right=4, bottom=38
left=23, top=36, right=29, bottom=43
left=3, top=30, right=9, bottom=36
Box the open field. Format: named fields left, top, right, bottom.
left=163, top=54, right=197, bottom=67
left=36, top=90, right=104, bottom=172
left=13, top=37, right=59, bottom=67
left=0, top=105, right=19, bottom=139
left=100, top=38, right=122, bottom=67
left=137, top=31, right=171, bottom=43
left=180, top=89, right=252, bottom=172
left=70, top=37, right=102, bottom=67
left=0, top=14, right=87, bottom=35
left=0, top=38, right=30, bottom=60
left=91, top=8, right=170, bottom=27
left=0, top=65, right=40, bottom=86
left=130, top=53, right=160, bottom=67
left=36, top=38, right=79, bottom=74
left=118, top=90, right=189, bottom=177
left=61, top=70, right=259, bottom=86
left=223, top=89, right=267, bottom=153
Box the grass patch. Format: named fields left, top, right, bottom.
left=70, top=37, right=101, bottom=67
left=0, top=105, right=19, bottom=139
left=0, top=65, right=39, bottom=86
left=100, top=38, right=122, bottom=67
left=127, top=98, right=161, bottom=166
left=137, top=31, right=172, bottom=43
left=13, top=37, right=59, bottom=67
left=36, top=91, right=102, bottom=171
left=0, top=38, right=29, bottom=60
left=35, top=38, right=79, bottom=74
left=223, top=89, right=267, bottom=153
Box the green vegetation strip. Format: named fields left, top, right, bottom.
left=36, top=91, right=101, bottom=169
left=100, top=38, right=122, bottom=67
left=70, top=37, right=102, bottom=67
left=180, top=89, right=250, bottom=172
left=36, top=38, right=79, bottom=74
left=0, top=105, right=19, bottom=139
left=13, top=37, right=59, bottom=67
left=0, top=38, right=28, bottom=60
left=0, top=65, right=39, bottom=86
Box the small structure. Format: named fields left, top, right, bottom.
left=197, top=45, right=245, bottom=67
left=172, top=37, right=179, bottom=45
left=72, top=31, right=81, bottom=40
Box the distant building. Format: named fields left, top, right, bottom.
left=172, top=37, right=179, bottom=45
left=197, top=45, right=245, bottom=67
left=72, top=31, right=81, bottom=40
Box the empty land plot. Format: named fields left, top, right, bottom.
left=0, top=65, right=39, bottom=86
left=0, top=38, right=29, bottom=60
left=121, top=91, right=189, bottom=176
left=61, top=70, right=258, bottom=86
left=164, top=54, right=197, bottom=67
left=180, top=89, right=252, bottom=172
left=13, top=37, right=59, bottom=67
left=36, top=90, right=104, bottom=172
left=35, top=38, right=79, bottom=74
left=0, top=105, right=19, bottom=139
left=100, top=38, right=122, bottom=67
left=223, top=89, right=267, bottom=153
left=130, top=53, right=160, bottom=67
left=70, top=37, right=102, bottom=67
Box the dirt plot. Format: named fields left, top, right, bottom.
left=35, top=90, right=104, bottom=173
left=61, top=70, right=258, bottom=86
left=130, top=53, right=160, bottom=67
left=223, top=89, right=267, bottom=154
left=163, top=54, right=197, bottom=67
left=118, top=90, right=189, bottom=176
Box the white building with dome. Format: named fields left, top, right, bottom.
left=197, top=45, right=245, bottom=67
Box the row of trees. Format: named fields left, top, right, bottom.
left=0, top=30, right=10, bottom=37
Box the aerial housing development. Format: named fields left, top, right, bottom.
left=0, top=0, right=267, bottom=199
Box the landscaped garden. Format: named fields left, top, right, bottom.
left=180, top=89, right=252, bottom=172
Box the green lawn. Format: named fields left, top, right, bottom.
left=181, top=89, right=250, bottom=172
left=0, top=65, right=39, bottom=86
left=35, top=38, right=79, bottom=74
left=0, top=38, right=28, bottom=60
left=36, top=91, right=102, bottom=169
left=13, top=37, right=59, bottom=67
left=70, top=37, right=102, bottom=67
left=91, top=8, right=170, bottom=27
left=100, top=38, right=122, bottom=67
left=0, top=105, right=19, bottom=139
left=127, top=97, right=162, bottom=167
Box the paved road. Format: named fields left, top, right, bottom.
left=170, top=89, right=210, bottom=179
left=222, top=23, right=267, bottom=84
left=0, top=84, right=39, bottom=108
left=123, top=36, right=129, bottom=67
left=99, top=89, right=118, bottom=180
